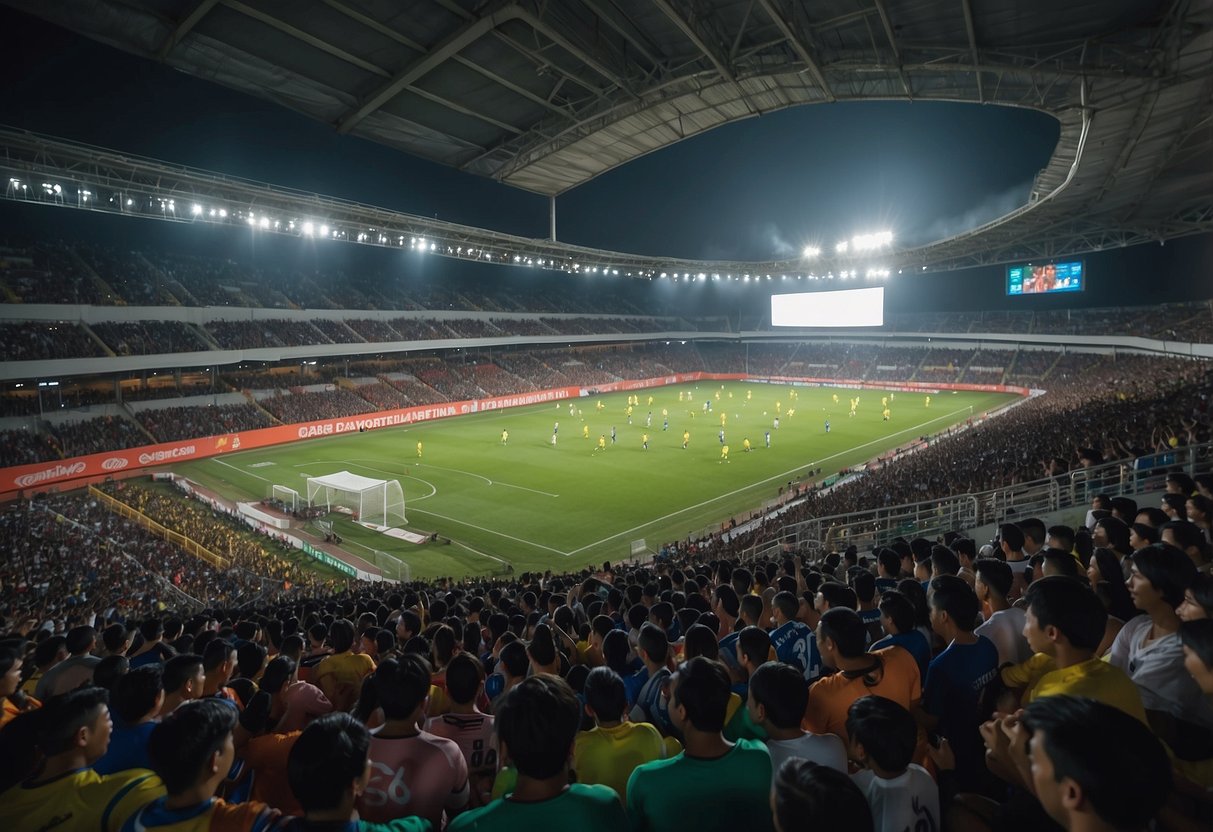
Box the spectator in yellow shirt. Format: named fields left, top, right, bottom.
left=574, top=667, right=672, bottom=801
left=313, top=620, right=376, bottom=712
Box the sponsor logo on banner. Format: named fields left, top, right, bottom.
left=138, top=445, right=197, bottom=464
left=15, top=462, right=87, bottom=488
left=101, top=457, right=129, bottom=471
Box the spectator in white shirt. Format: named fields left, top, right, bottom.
left=845, top=695, right=940, bottom=832
left=973, top=559, right=1032, bottom=667
left=748, top=661, right=847, bottom=780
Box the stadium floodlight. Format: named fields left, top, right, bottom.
left=803, top=245, right=820, bottom=258
left=191, top=203, right=202, bottom=215
left=248, top=214, right=257, bottom=226
left=218, top=209, right=227, bottom=218
left=302, top=221, right=314, bottom=235
left=851, top=230, right=894, bottom=251
left=259, top=216, right=270, bottom=229
left=835, top=241, right=848, bottom=253
left=126, top=198, right=133, bottom=206
left=320, top=225, right=330, bottom=236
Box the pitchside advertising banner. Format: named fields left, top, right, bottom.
left=2, top=374, right=1027, bottom=494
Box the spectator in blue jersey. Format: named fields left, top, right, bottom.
left=121, top=698, right=280, bottom=832
left=94, top=666, right=162, bottom=775
left=628, top=624, right=672, bottom=735
left=921, top=575, right=1000, bottom=795
left=769, top=591, right=821, bottom=682
left=875, top=549, right=902, bottom=593
left=869, top=591, right=930, bottom=681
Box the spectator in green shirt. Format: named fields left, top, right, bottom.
left=449, top=674, right=626, bottom=832
left=627, top=657, right=774, bottom=832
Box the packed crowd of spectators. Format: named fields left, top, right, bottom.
left=380, top=373, right=452, bottom=406
left=97, top=481, right=322, bottom=592
left=1004, top=349, right=1058, bottom=384
left=0, top=428, right=58, bottom=468
left=345, top=318, right=406, bottom=342
left=91, top=322, right=207, bottom=356
left=0, top=237, right=106, bottom=304
left=259, top=389, right=378, bottom=424
left=0, top=322, right=106, bottom=361
left=493, top=353, right=572, bottom=390
left=351, top=382, right=412, bottom=411
left=204, top=320, right=328, bottom=350
left=75, top=244, right=173, bottom=306
left=135, top=404, right=274, bottom=443
left=306, top=319, right=362, bottom=344
left=415, top=366, right=486, bottom=401
left=2, top=476, right=1212, bottom=831
left=470, top=364, right=535, bottom=396
left=49, top=415, right=147, bottom=457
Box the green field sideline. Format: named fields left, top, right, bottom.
left=173, top=381, right=1016, bottom=579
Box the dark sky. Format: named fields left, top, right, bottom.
left=0, top=6, right=1059, bottom=261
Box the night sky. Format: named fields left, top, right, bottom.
left=0, top=6, right=1060, bottom=262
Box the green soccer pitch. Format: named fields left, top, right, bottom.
left=173, top=382, right=1017, bottom=580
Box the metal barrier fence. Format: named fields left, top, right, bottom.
left=88, top=485, right=230, bottom=569
left=35, top=502, right=206, bottom=612
left=744, top=440, right=1213, bottom=560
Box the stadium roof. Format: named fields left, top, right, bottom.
left=5, top=0, right=1213, bottom=272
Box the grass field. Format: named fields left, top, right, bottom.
left=174, top=382, right=1016, bottom=579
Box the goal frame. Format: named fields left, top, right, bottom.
left=305, top=471, right=406, bottom=527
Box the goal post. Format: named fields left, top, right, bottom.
left=271, top=484, right=300, bottom=511
left=305, top=471, right=406, bottom=527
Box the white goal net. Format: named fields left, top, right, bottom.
left=306, top=471, right=406, bottom=526
left=271, top=484, right=300, bottom=511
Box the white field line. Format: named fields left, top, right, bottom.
left=564, top=405, right=975, bottom=556
left=212, top=457, right=274, bottom=483
left=405, top=506, right=570, bottom=557
left=412, top=463, right=559, bottom=498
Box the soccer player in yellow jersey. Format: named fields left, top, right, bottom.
left=596, top=400, right=605, bottom=411
left=720, top=412, right=727, bottom=427
left=720, top=444, right=729, bottom=463
left=416, top=441, right=423, bottom=458
left=832, top=393, right=839, bottom=404
left=682, top=430, right=690, bottom=449
left=882, top=396, right=888, bottom=408
left=883, top=408, right=891, bottom=421
left=642, top=434, right=649, bottom=450
left=0, top=687, right=166, bottom=832
left=679, top=390, right=685, bottom=402
left=583, top=424, right=590, bottom=439
left=597, top=434, right=607, bottom=451
left=648, top=395, right=654, bottom=406
left=775, top=401, right=781, bottom=414
left=746, top=389, right=752, bottom=401
left=925, top=395, right=931, bottom=408
left=500, top=429, right=508, bottom=445
left=743, top=438, right=751, bottom=453
left=786, top=408, right=795, bottom=418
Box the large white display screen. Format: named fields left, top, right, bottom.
left=770, top=286, right=885, bottom=327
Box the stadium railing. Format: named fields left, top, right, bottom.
left=33, top=500, right=206, bottom=612
left=87, top=484, right=231, bottom=569
left=745, top=440, right=1213, bottom=559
